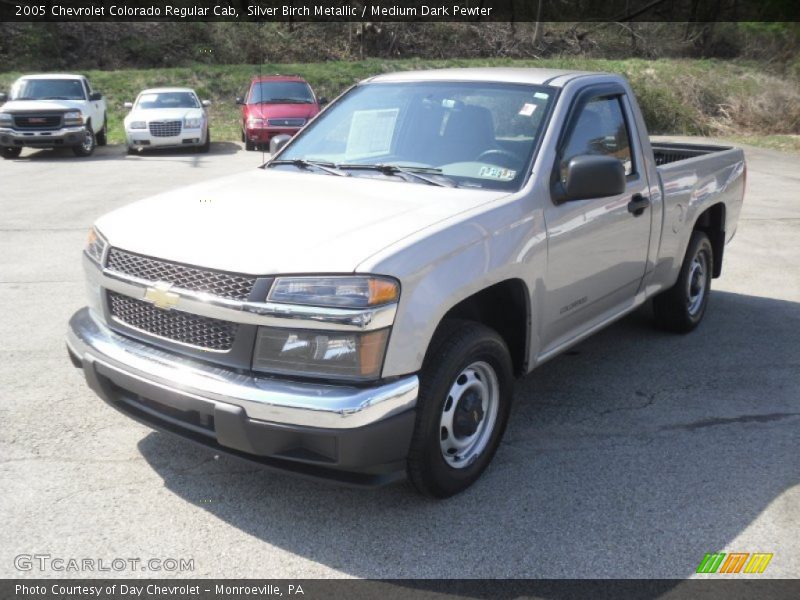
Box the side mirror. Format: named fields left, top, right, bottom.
left=0, top=92, right=7, bottom=103
left=123, top=101, right=134, bottom=109
left=269, top=134, right=292, bottom=155
left=235, top=97, right=245, bottom=105
left=559, top=155, right=626, bottom=202
left=89, top=92, right=103, bottom=101
left=201, top=100, right=211, bottom=107
left=318, top=97, right=329, bottom=106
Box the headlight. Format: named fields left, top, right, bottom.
left=184, top=117, right=202, bottom=129
left=268, top=276, right=399, bottom=308
left=0, top=112, right=12, bottom=126
left=63, top=111, right=84, bottom=126
left=252, top=327, right=389, bottom=381
left=247, top=117, right=265, bottom=126
left=128, top=121, right=146, bottom=130
left=85, top=227, right=108, bottom=265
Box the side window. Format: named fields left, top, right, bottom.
left=560, top=96, right=633, bottom=180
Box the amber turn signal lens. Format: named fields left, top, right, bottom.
left=368, top=278, right=399, bottom=305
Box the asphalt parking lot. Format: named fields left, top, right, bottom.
left=1, top=139, right=798, bottom=580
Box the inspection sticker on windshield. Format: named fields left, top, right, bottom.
left=519, top=103, right=537, bottom=116
left=479, top=166, right=516, bottom=181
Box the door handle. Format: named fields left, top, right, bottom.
left=628, top=193, right=650, bottom=216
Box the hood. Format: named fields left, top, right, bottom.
left=1, top=99, right=85, bottom=113
left=245, top=103, right=318, bottom=120
left=95, top=169, right=506, bottom=275
left=125, top=107, right=203, bottom=123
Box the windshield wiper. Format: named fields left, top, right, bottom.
left=268, top=158, right=349, bottom=177
left=337, top=163, right=457, bottom=188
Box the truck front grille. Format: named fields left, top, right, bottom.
left=148, top=120, right=182, bottom=137
left=106, top=248, right=257, bottom=301
left=13, top=114, right=63, bottom=129
left=108, top=292, right=237, bottom=351
left=267, top=118, right=305, bottom=127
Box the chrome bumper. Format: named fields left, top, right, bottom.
left=0, top=125, right=86, bottom=146
left=67, top=307, right=418, bottom=429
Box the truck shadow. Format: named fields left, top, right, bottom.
left=10, top=141, right=241, bottom=162
left=137, top=290, right=799, bottom=582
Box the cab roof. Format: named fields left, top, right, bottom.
left=17, top=73, right=86, bottom=80
left=367, top=67, right=618, bottom=88
left=138, top=87, right=197, bottom=95
left=251, top=75, right=308, bottom=83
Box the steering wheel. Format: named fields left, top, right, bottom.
left=476, top=148, right=520, bottom=168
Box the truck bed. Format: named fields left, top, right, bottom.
left=651, top=142, right=736, bottom=167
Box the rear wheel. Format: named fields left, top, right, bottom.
left=1, top=146, right=22, bottom=159
left=96, top=116, right=108, bottom=146
left=72, top=125, right=96, bottom=157
left=408, top=320, right=513, bottom=498
left=653, top=230, right=713, bottom=333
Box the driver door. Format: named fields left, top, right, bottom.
left=540, top=89, right=651, bottom=353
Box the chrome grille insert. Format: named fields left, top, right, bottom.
left=148, top=120, right=182, bottom=137
left=108, top=292, right=237, bottom=351
left=106, top=248, right=257, bottom=301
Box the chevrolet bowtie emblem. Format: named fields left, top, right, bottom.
left=144, top=281, right=180, bottom=310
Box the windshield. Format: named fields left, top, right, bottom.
left=275, top=81, right=554, bottom=191
left=10, top=78, right=86, bottom=101
left=136, top=91, right=199, bottom=109
left=248, top=81, right=315, bottom=104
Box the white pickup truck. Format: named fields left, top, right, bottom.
left=67, top=68, right=745, bottom=497
left=0, top=73, right=107, bottom=158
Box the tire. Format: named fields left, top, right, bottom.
left=408, top=319, right=514, bottom=498
left=96, top=116, right=108, bottom=146
left=653, top=230, right=713, bottom=333
left=1, top=146, right=22, bottom=159
left=72, top=125, right=96, bottom=157
left=199, top=128, right=210, bottom=153
left=126, top=145, right=137, bottom=155
left=245, top=137, right=255, bottom=151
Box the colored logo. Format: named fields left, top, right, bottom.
left=696, top=552, right=773, bottom=574
left=144, top=281, right=180, bottom=310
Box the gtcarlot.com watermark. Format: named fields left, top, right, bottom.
left=15, top=553, right=194, bottom=573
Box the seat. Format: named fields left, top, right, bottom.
left=438, top=105, right=497, bottom=163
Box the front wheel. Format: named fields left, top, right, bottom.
left=653, top=230, right=713, bottom=333
left=408, top=320, right=513, bottom=498
left=72, top=126, right=96, bottom=157
left=199, top=128, right=210, bottom=153
left=1, top=146, right=22, bottom=159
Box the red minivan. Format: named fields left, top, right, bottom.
left=236, top=75, right=325, bottom=151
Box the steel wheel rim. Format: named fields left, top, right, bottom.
left=439, top=360, right=499, bottom=469
left=687, top=250, right=708, bottom=316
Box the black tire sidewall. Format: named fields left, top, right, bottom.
left=2, top=146, right=22, bottom=158
left=410, top=322, right=513, bottom=497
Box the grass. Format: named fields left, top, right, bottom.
left=1, top=58, right=798, bottom=152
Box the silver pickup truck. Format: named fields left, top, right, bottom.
left=67, top=68, right=745, bottom=497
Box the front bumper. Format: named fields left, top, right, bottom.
left=0, top=126, right=86, bottom=148
left=67, top=308, right=419, bottom=485
left=127, top=128, right=205, bottom=149
left=245, top=126, right=302, bottom=144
